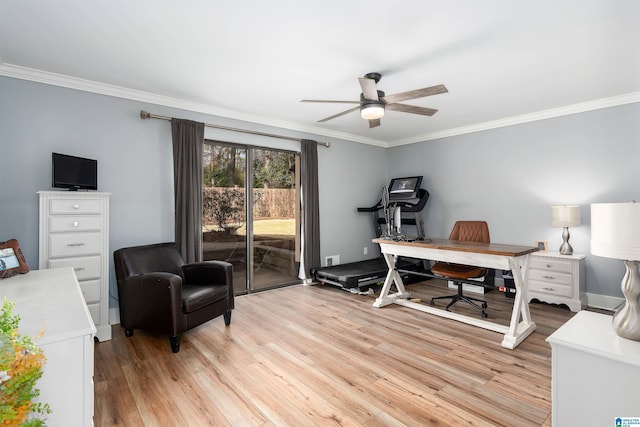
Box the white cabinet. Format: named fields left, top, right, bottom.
left=547, top=311, right=640, bottom=426
left=39, top=191, right=111, bottom=341
left=527, top=251, right=586, bottom=312
left=3, top=267, right=96, bottom=427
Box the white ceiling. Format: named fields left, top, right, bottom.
left=1, top=1, right=639, bottom=147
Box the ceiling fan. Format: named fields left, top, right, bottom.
left=301, top=72, right=448, bottom=128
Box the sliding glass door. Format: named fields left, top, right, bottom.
left=202, top=143, right=247, bottom=294
left=202, top=142, right=299, bottom=294
left=250, top=148, right=299, bottom=290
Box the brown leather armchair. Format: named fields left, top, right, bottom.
left=430, top=221, right=493, bottom=318
left=113, top=242, right=234, bottom=353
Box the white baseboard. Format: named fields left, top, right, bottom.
left=586, top=293, right=624, bottom=311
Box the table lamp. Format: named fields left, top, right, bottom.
left=551, top=205, right=581, bottom=255
left=591, top=202, right=640, bottom=341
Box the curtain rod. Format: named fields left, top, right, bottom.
left=139, top=110, right=330, bottom=147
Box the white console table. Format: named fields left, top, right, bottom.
left=547, top=310, right=640, bottom=426
left=2, top=267, right=96, bottom=427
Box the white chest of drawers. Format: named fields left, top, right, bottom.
left=38, top=190, right=111, bottom=341
left=527, top=251, right=586, bottom=312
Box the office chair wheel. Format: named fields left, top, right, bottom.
left=481, top=311, right=488, bottom=318
left=482, top=302, right=488, bottom=309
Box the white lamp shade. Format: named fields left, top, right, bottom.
left=360, top=104, right=385, bottom=120
left=591, top=202, right=640, bottom=260
left=550, top=205, right=581, bottom=227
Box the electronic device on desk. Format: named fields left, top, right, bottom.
left=52, top=152, right=98, bottom=191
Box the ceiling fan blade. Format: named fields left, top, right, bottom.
left=382, top=84, right=448, bottom=104
left=301, top=99, right=360, bottom=104
left=368, top=118, right=381, bottom=128
left=358, top=77, right=379, bottom=101
left=386, top=103, right=438, bottom=116
left=317, top=105, right=361, bottom=123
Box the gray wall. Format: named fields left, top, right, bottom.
left=0, top=76, right=385, bottom=308
left=317, top=138, right=388, bottom=264
left=387, top=102, right=640, bottom=299
left=2, top=75, right=637, bottom=306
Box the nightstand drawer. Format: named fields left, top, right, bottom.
left=49, top=232, right=102, bottom=257
left=528, top=279, right=573, bottom=297
left=528, top=268, right=572, bottom=285
left=49, top=215, right=103, bottom=232
left=49, top=198, right=104, bottom=215
left=528, top=257, right=573, bottom=274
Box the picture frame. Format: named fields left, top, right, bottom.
left=0, top=239, right=30, bottom=279
left=535, top=240, right=548, bottom=252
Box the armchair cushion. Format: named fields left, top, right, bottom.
left=182, top=284, right=228, bottom=313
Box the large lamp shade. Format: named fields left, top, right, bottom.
left=591, top=203, right=640, bottom=261
left=591, top=202, right=640, bottom=341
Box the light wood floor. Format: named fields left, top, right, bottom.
left=94, top=279, right=586, bottom=426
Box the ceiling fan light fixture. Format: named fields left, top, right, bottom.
left=360, top=103, right=385, bottom=120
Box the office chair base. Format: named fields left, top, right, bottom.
left=430, top=289, right=488, bottom=318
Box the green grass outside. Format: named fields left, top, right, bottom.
left=204, top=218, right=295, bottom=236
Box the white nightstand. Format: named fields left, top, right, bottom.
left=527, top=251, right=586, bottom=312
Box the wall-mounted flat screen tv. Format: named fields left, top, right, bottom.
left=52, top=152, right=98, bottom=191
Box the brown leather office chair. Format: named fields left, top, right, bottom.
left=430, top=221, right=491, bottom=318
left=114, top=242, right=234, bottom=353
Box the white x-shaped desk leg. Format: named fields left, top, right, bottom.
left=373, top=253, right=410, bottom=307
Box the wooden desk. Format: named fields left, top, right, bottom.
left=373, top=238, right=538, bottom=349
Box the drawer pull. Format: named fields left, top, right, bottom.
left=546, top=264, right=552, bottom=268
left=542, top=275, right=555, bottom=280
left=74, top=267, right=85, bottom=272
left=73, top=204, right=80, bottom=209
left=73, top=221, right=80, bottom=227
left=67, top=243, right=85, bottom=247
left=543, top=287, right=555, bottom=292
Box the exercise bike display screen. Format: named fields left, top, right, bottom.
left=388, top=176, right=422, bottom=200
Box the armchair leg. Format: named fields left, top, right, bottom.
left=124, top=328, right=134, bottom=337
left=169, top=336, right=180, bottom=353
left=224, top=310, right=232, bottom=326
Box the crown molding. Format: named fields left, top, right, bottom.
left=0, top=63, right=387, bottom=147
left=2, top=62, right=637, bottom=150
left=390, top=91, right=640, bottom=147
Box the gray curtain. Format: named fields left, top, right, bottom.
left=300, top=139, right=320, bottom=279
left=171, top=118, right=205, bottom=263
